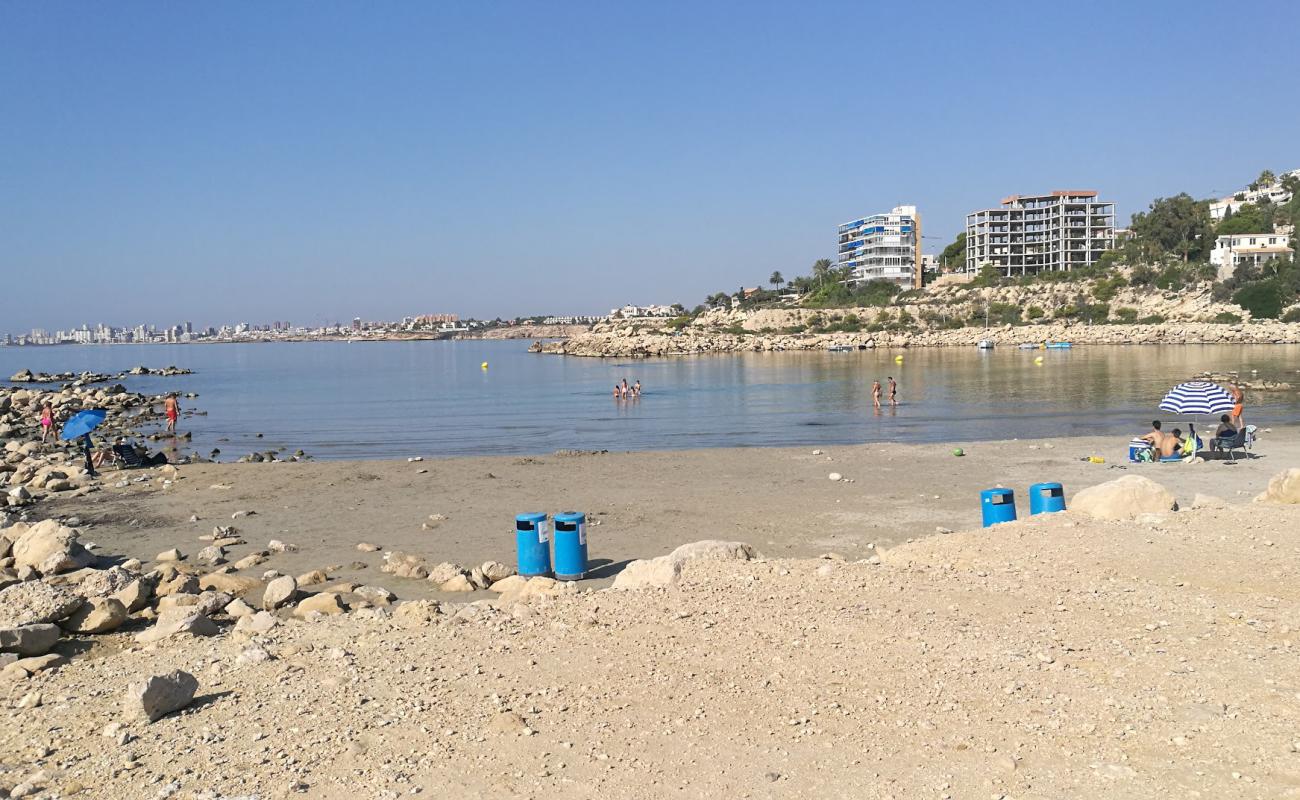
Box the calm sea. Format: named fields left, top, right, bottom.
left=2, top=341, right=1297, bottom=459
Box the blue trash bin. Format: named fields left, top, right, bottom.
left=515, top=512, right=551, bottom=577
left=553, top=511, right=588, bottom=581
left=980, top=488, right=1017, bottom=527
left=1029, top=482, right=1066, bottom=515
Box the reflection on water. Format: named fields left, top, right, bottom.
left=2, top=341, right=1297, bottom=459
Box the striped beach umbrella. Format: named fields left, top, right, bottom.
left=1158, top=381, right=1235, bottom=416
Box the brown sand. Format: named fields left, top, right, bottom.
left=46, top=432, right=1300, bottom=600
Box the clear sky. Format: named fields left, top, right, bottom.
left=3, top=1, right=1298, bottom=332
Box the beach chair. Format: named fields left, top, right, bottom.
left=1212, top=428, right=1250, bottom=460
left=111, top=444, right=146, bottom=469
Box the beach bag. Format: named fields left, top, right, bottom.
left=1180, top=436, right=1197, bottom=457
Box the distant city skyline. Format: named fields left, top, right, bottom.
left=3, top=1, right=1298, bottom=332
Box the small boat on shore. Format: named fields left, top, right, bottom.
left=826, top=344, right=856, bottom=352
left=1018, top=343, right=1041, bottom=350
left=977, top=340, right=994, bottom=350
left=1045, top=342, right=1073, bottom=349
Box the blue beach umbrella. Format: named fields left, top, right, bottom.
left=1158, top=381, right=1235, bottom=416
left=60, top=408, right=107, bottom=441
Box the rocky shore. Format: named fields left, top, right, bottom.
left=535, top=319, right=1300, bottom=357
left=7, top=366, right=193, bottom=387
left=534, top=280, right=1300, bottom=357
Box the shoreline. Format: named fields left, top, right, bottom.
left=44, top=431, right=1300, bottom=602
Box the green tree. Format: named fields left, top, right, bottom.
left=769, top=271, right=784, bottom=290
left=1215, top=202, right=1273, bottom=236
left=1128, top=193, right=1215, bottom=263
left=939, top=232, right=967, bottom=271
left=812, top=259, right=834, bottom=287
left=1251, top=170, right=1277, bottom=191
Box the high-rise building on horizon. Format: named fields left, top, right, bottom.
left=837, top=205, right=922, bottom=289
left=965, top=191, right=1115, bottom=277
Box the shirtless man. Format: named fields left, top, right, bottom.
left=1162, top=428, right=1186, bottom=459
left=887, top=376, right=898, bottom=406
left=871, top=380, right=882, bottom=409
left=164, top=394, right=180, bottom=434
left=1138, top=420, right=1170, bottom=457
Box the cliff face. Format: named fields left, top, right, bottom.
left=461, top=324, right=591, bottom=340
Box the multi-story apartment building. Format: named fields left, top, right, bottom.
left=837, top=205, right=922, bottom=289
left=965, top=191, right=1114, bottom=277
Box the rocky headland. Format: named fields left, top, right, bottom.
left=534, top=281, right=1300, bottom=357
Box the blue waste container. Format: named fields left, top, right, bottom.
left=553, top=511, right=588, bottom=581
left=1029, top=482, right=1066, bottom=515
left=980, top=488, right=1017, bottom=527
left=515, top=512, right=551, bottom=577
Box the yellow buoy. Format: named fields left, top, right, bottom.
left=481, top=362, right=489, bottom=370
left=1034, top=356, right=1044, bottom=364
left=894, top=355, right=904, bottom=363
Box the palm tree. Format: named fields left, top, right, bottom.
left=769, top=271, right=784, bottom=291
left=812, top=258, right=833, bottom=286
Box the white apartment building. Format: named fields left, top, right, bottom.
left=1210, top=169, right=1299, bottom=221
left=1210, top=233, right=1293, bottom=280
left=610, top=304, right=676, bottom=318
left=965, top=191, right=1115, bottom=277
left=837, top=205, right=922, bottom=289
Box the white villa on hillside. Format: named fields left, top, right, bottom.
left=1209, top=233, right=1293, bottom=280
left=1209, top=169, right=1299, bottom=221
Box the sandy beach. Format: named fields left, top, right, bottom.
left=42, top=431, right=1300, bottom=600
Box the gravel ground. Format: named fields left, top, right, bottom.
left=5, top=496, right=1300, bottom=799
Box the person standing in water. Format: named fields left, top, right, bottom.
left=39, top=402, right=55, bottom=444
left=871, top=380, right=882, bottom=409
left=632, top=380, right=641, bottom=397
left=164, top=393, right=180, bottom=434
left=888, top=376, right=898, bottom=406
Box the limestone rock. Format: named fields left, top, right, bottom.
left=293, top=592, right=346, bottom=617
left=224, top=598, right=255, bottom=618
left=234, top=610, right=278, bottom=634
left=0, top=623, right=61, bottom=656
left=1070, top=476, right=1178, bottom=520
left=59, top=597, right=127, bottom=634
left=356, top=542, right=381, bottom=552
left=155, top=574, right=199, bottom=597
left=134, top=611, right=219, bottom=643
left=124, top=670, right=198, bottom=722
left=1256, top=468, right=1300, bottom=504
left=426, top=562, right=465, bottom=585
left=262, top=575, right=297, bottom=611
left=0, top=581, right=84, bottom=627
left=198, top=573, right=261, bottom=597
left=77, top=566, right=137, bottom=598
left=488, top=711, right=532, bottom=735
left=196, top=545, right=226, bottom=566
left=296, top=569, right=329, bottom=586
left=480, top=561, right=516, bottom=583
left=495, top=576, right=564, bottom=607
left=155, top=548, right=184, bottom=562
left=382, top=551, right=429, bottom=579
left=195, top=590, right=234, bottom=617
left=9, top=520, right=95, bottom=575
left=489, top=574, right=528, bottom=594
left=354, top=585, right=395, bottom=606
left=392, top=600, right=441, bottom=627
left=439, top=574, right=475, bottom=593
left=612, top=540, right=760, bottom=590
left=111, top=578, right=155, bottom=613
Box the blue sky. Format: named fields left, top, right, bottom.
left=2, top=0, right=1298, bottom=332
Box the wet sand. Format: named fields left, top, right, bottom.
left=46, top=431, right=1300, bottom=600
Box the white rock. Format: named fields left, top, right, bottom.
left=262, top=575, right=297, bottom=611
left=1070, top=475, right=1177, bottom=520
left=124, top=670, right=198, bottom=722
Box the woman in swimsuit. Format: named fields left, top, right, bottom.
left=39, top=402, right=55, bottom=443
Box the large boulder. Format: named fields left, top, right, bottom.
left=0, top=581, right=84, bottom=627
left=612, top=540, right=760, bottom=590
left=124, top=670, right=198, bottom=722
left=8, top=520, right=95, bottom=575
left=1069, top=476, right=1178, bottom=520
left=134, top=610, right=219, bottom=643
left=0, top=623, right=61, bottom=656
left=1256, top=468, right=1300, bottom=504
left=198, top=573, right=261, bottom=597
left=262, top=575, right=297, bottom=611
left=292, top=592, right=346, bottom=617
left=59, top=597, right=128, bottom=634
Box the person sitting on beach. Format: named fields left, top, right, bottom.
left=1159, top=428, right=1185, bottom=459
left=1138, top=420, right=1166, bottom=450
left=1211, top=414, right=1238, bottom=451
